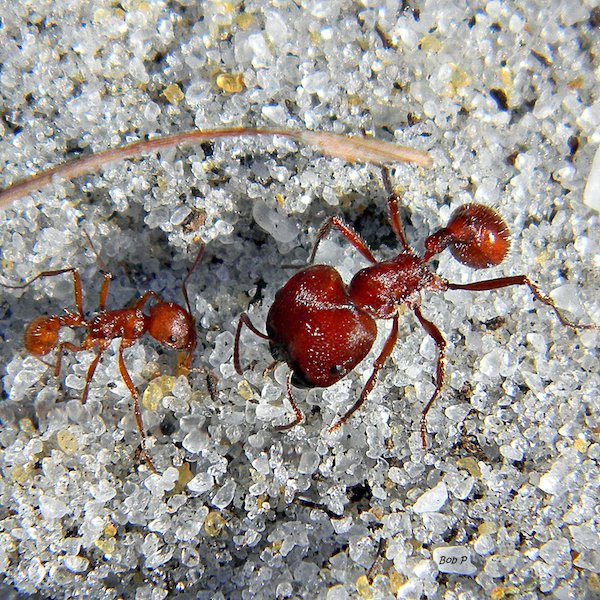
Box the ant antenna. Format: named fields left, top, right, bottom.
left=181, top=245, right=205, bottom=317
left=83, top=230, right=110, bottom=273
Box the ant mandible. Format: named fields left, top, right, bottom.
left=2, top=244, right=205, bottom=471
left=234, top=168, right=597, bottom=446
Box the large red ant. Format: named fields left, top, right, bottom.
left=1, top=245, right=205, bottom=471
left=234, top=168, right=598, bottom=446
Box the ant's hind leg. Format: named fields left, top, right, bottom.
left=413, top=306, right=447, bottom=449
left=329, top=314, right=400, bottom=432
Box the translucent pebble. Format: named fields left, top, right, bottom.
left=170, top=206, right=191, bottom=226
left=89, top=479, right=117, bottom=502
left=186, top=82, right=209, bottom=106
left=275, top=581, right=293, bottom=598
left=262, top=104, right=288, bottom=125
left=27, top=558, right=47, bottom=586
left=204, top=511, right=226, bottom=536
left=175, top=508, right=207, bottom=542
left=252, top=453, right=270, bottom=475
left=549, top=284, right=585, bottom=315
left=209, top=332, right=234, bottom=368
left=500, top=444, right=524, bottom=462
left=449, top=474, right=475, bottom=500
left=573, top=550, right=600, bottom=573
left=63, top=555, right=89, bottom=573
left=301, top=71, right=330, bottom=94
left=327, top=585, right=350, bottom=600
left=526, top=333, right=547, bottom=355
left=568, top=524, right=600, bottom=550
left=238, top=379, right=254, bottom=401
left=182, top=430, right=210, bottom=454
left=143, top=101, right=160, bottom=121
left=474, top=533, right=496, bottom=555
left=247, top=32, right=272, bottom=67
left=583, top=145, right=600, bottom=212
left=264, top=11, right=289, bottom=45
left=479, top=348, right=509, bottom=378
left=143, top=376, right=176, bottom=411
left=39, top=495, right=69, bottom=520
left=57, top=430, right=79, bottom=455
left=252, top=200, right=298, bottom=243
left=539, top=538, right=571, bottom=565
left=538, top=456, right=575, bottom=495
left=412, top=482, right=448, bottom=514
left=444, top=404, right=472, bottom=423
left=297, top=449, right=320, bottom=475
left=211, top=479, right=236, bottom=509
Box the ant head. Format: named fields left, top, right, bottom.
left=425, top=203, right=510, bottom=269
left=147, top=302, right=197, bottom=352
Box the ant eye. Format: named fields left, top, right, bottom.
left=169, top=335, right=177, bottom=344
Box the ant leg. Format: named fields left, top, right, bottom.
left=234, top=313, right=273, bottom=375
left=3, top=268, right=85, bottom=318
left=381, top=167, right=413, bottom=252
left=52, top=340, right=87, bottom=378
left=117, top=341, right=157, bottom=473
left=233, top=315, right=304, bottom=430
left=309, top=217, right=377, bottom=264
left=413, top=306, right=447, bottom=449
left=329, top=314, right=400, bottom=432
left=367, top=537, right=388, bottom=585
left=134, top=290, right=162, bottom=311
left=447, top=276, right=598, bottom=331
left=274, top=370, right=305, bottom=431
left=78, top=342, right=108, bottom=404
left=98, top=272, right=113, bottom=311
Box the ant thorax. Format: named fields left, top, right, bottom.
left=348, top=253, right=447, bottom=319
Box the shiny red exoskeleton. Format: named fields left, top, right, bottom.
left=3, top=245, right=204, bottom=471
left=235, top=169, right=597, bottom=446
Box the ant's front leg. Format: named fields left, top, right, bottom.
left=381, top=167, right=413, bottom=253
left=234, top=312, right=274, bottom=375
left=116, top=340, right=157, bottom=473
left=309, top=216, right=377, bottom=264
left=274, top=371, right=305, bottom=431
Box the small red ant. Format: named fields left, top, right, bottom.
left=1, top=245, right=205, bottom=471
left=234, top=168, right=598, bottom=446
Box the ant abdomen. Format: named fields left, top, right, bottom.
left=425, top=203, right=510, bottom=269
left=24, top=316, right=61, bottom=356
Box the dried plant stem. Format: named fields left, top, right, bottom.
left=0, top=127, right=432, bottom=209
